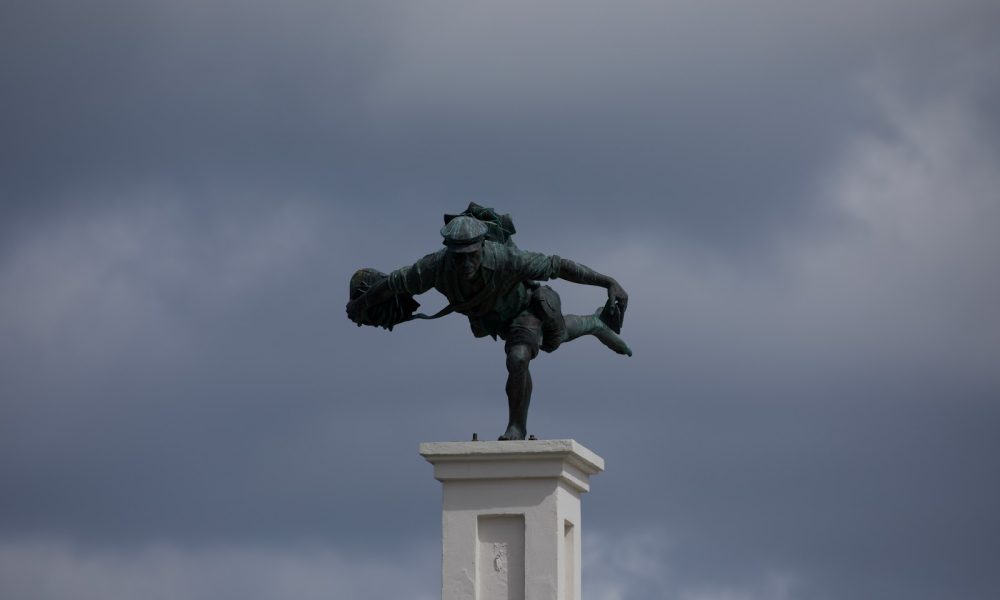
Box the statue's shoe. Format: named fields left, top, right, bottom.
left=499, top=425, right=527, bottom=440
left=593, top=307, right=632, bottom=356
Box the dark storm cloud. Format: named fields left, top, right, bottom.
left=1, top=1, right=999, bottom=599
left=0, top=0, right=394, bottom=241
left=5, top=0, right=991, bottom=247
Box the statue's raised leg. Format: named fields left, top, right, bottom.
left=562, top=308, right=633, bottom=356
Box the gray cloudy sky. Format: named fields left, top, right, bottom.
left=2, top=1, right=999, bottom=599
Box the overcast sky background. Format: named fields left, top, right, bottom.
left=2, top=1, right=999, bottom=599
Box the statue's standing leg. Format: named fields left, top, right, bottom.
left=501, top=344, right=533, bottom=440
left=499, top=311, right=543, bottom=440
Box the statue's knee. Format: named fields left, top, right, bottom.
left=506, top=345, right=532, bottom=372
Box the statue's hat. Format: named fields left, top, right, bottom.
left=440, top=215, right=488, bottom=252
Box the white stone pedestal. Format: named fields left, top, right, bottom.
left=420, top=440, right=605, bottom=600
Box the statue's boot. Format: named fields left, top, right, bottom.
left=563, top=308, right=633, bottom=356
left=499, top=423, right=526, bottom=441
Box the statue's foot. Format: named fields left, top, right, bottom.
left=593, top=307, right=633, bottom=356
left=499, top=424, right=526, bottom=441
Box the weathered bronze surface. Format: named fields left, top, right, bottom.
left=346, top=204, right=631, bottom=440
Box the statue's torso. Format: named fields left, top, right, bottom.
left=437, top=247, right=533, bottom=338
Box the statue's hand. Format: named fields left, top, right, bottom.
left=608, top=281, right=628, bottom=314
left=599, top=280, right=628, bottom=334
left=346, top=297, right=365, bottom=325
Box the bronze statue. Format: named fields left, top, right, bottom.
left=346, top=204, right=631, bottom=440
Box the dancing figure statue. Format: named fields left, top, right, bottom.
left=346, top=204, right=631, bottom=440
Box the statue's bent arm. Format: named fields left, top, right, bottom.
left=556, top=258, right=629, bottom=311
left=557, top=258, right=615, bottom=288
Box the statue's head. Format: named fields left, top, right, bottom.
left=441, top=216, right=487, bottom=280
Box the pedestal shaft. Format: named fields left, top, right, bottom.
left=421, top=440, right=604, bottom=600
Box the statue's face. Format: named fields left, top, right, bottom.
left=450, top=247, right=483, bottom=281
